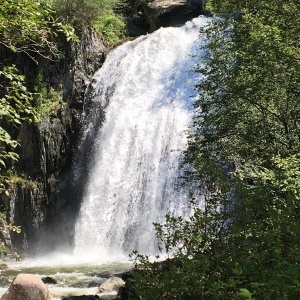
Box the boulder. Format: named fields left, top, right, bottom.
left=98, top=276, right=125, bottom=293
left=1, top=273, right=51, bottom=300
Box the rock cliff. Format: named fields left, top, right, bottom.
left=142, top=0, right=206, bottom=31
left=0, top=30, right=107, bottom=254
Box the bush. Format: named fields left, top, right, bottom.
left=93, top=12, right=126, bottom=43
left=50, top=0, right=117, bottom=31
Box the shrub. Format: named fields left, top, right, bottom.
left=50, top=0, right=118, bottom=31
left=94, top=12, right=126, bottom=43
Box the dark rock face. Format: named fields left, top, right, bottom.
left=0, top=30, right=107, bottom=254
left=143, top=0, right=206, bottom=31
left=62, top=30, right=107, bottom=105
left=17, top=106, right=75, bottom=179
left=125, top=0, right=206, bottom=35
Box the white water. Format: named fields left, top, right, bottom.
left=74, top=16, right=209, bottom=259
left=2, top=259, right=131, bottom=299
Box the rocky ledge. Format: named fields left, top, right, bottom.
left=143, top=0, right=206, bottom=31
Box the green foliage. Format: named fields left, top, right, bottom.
left=30, top=68, right=62, bottom=116
left=94, top=12, right=126, bottom=44
left=0, top=0, right=76, bottom=189
left=50, top=0, right=127, bottom=43
left=0, top=213, right=21, bottom=260
left=132, top=0, right=300, bottom=299
left=0, top=66, right=37, bottom=192
left=50, top=0, right=118, bottom=31
left=0, top=0, right=76, bottom=61
left=238, top=288, right=253, bottom=300
left=0, top=0, right=76, bottom=258
left=37, top=88, right=62, bottom=117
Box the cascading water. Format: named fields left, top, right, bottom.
left=74, top=16, right=209, bottom=259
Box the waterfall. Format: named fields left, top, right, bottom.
left=74, top=16, right=209, bottom=259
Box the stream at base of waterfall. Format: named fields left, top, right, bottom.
left=0, top=256, right=131, bottom=299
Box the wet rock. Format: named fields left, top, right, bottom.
left=142, top=0, right=206, bottom=31
left=41, top=276, right=58, bottom=285
left=1, top=273, right=51, bottom=300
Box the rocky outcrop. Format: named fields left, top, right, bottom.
left=0, top=103, right=79, bottom=252
left=1, top=273, right=51, bottom=300
left=0, top=30, right=108, bottom=254
left=18, top=104, right=75, bottom=179
left=142, top=0, right=206, bottom=31
left=62, top=29, right=108, bottom=105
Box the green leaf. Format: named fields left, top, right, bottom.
left=238, top=288, right=253, bottom=299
